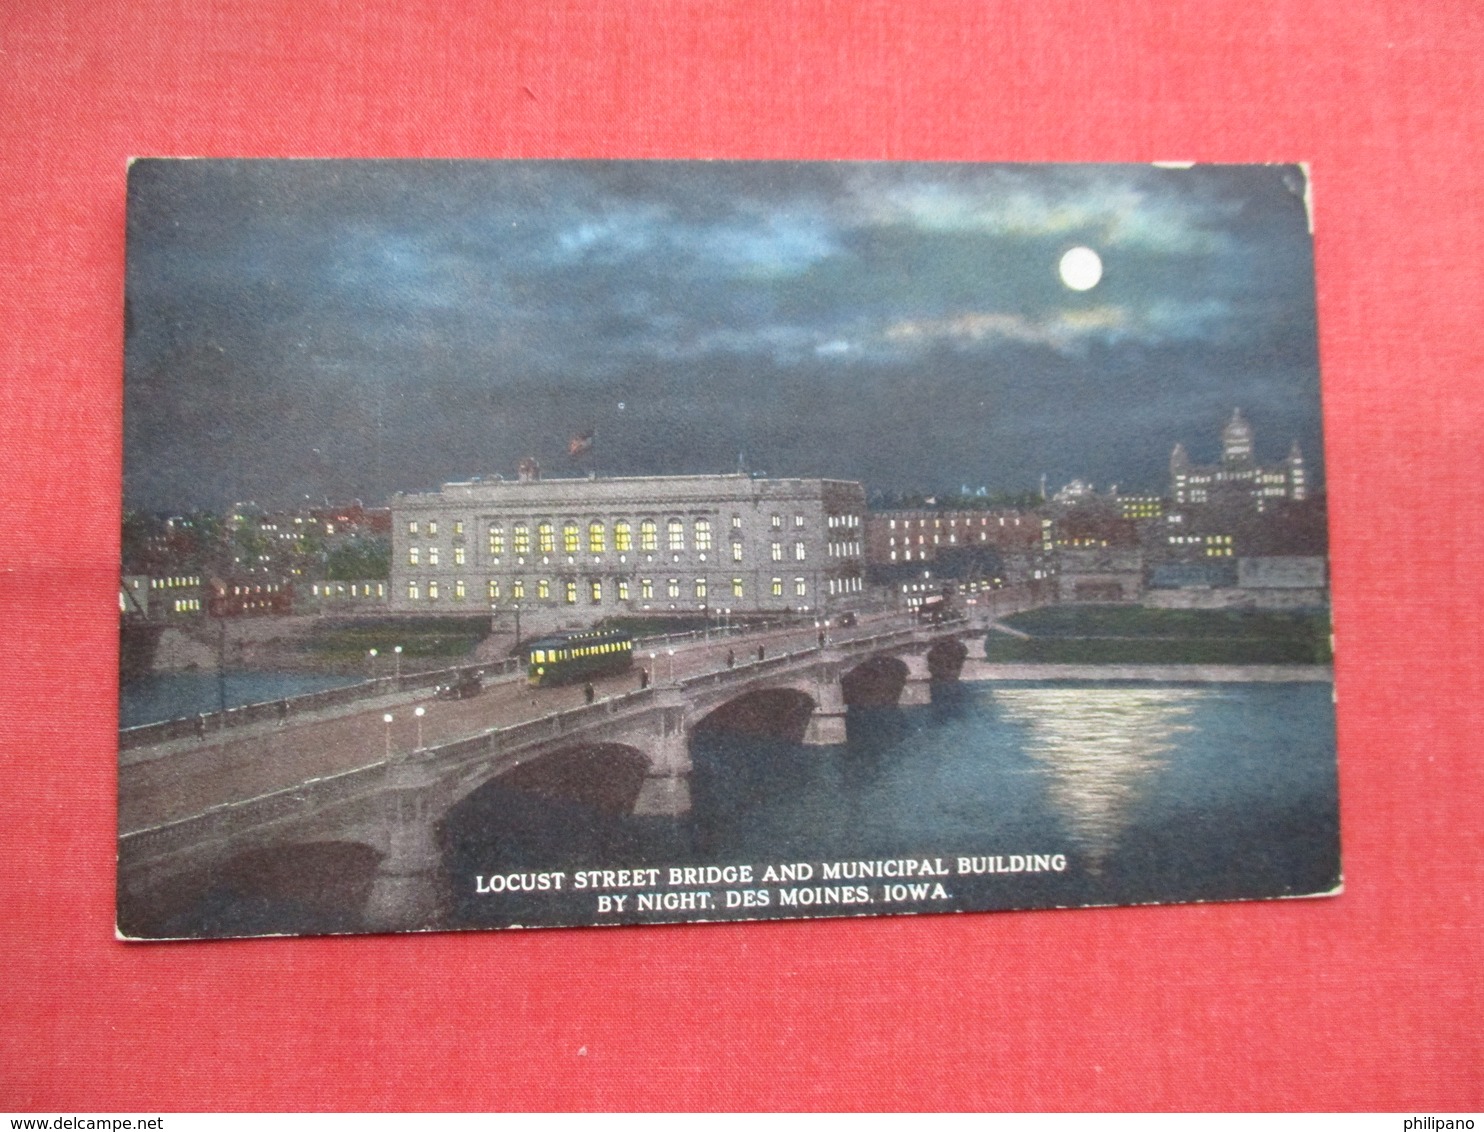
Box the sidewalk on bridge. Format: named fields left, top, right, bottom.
left=117, top=678, right=514, bottom=769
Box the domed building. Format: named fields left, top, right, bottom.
left=1169, top=409, right=1307, bottom=512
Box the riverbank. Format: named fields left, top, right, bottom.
left=962, top=659, right=1334, bottom=683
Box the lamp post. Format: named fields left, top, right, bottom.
left=367, top=647, right=378, bottom=678
left=414, top=705, right=425, bottom=749
left=666, top=647, right=676, bottom=683
left=393, top=645, right=403, bottom=680
left=382, top=712, right=394, bottom=757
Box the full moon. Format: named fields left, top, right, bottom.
left=1059, top=246, right=1103, bottom=291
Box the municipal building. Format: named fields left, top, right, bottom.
left=388, top=465, right=866, bottom=626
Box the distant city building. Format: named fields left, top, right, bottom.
left=119, top=574, right=203, bottom=618
left=866, top=509, right=1044, bottom=565
left=1169, top=409, right=1307, bottom=511
left=1145, top=555, right=1327, bottom=610
left=1115, top=493, right=1165, bottom=521
left=388, top=469, right=866, bottom=624
left=1056, top=546, right=1144, bottom=603
left=207, top=577, right=292, bottom=617
left=865, top=508, right=1053, bottom=606
left=299, top=579, right=389, bottom=612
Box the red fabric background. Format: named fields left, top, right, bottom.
left=1, top=0, right=1480, bottom=1111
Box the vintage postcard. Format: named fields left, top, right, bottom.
left=118, top=160, right=1338, bottom=938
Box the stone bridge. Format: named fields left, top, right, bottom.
left=117, top=625, right=974, bottom=937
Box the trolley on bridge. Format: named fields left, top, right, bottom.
left=525, top=628, right=636, bottom=687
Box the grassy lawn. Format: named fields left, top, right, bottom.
left=298, top=617, right=491, bottom=661
left=985, top=605, right=1333, bottom=664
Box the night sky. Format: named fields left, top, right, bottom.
left=123, top=160, right=1323, bottom=512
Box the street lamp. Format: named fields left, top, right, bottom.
left=382, top=712, right=394, bottom=757
left=368, top=647, right=378, bottom=678
left=414, top=705, right=425, bottom=749
left=666, top=647, right=676, bottom=683
left=393, top=645, right=403, bottom=680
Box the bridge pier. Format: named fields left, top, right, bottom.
left=803, top=667, right=847, bottom=745
left=899, top=653, right=933, bottom=706
left=363, top=753, right=447, bottom=932
left=633, top=696, right=692, bottom=816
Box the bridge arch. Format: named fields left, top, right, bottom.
left=692, top=686, right=817, bottom=744
left=118, top=840, right=384, bottom=939
left=841, top=655, right=909, bottom=707
left=439, top=742, right=657, bottom=924
left=926, top=637, right=969, bottom=681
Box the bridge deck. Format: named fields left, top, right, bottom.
left=118, top=613, right=961, bottom=834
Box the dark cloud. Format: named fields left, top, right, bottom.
left=124, top=160, right=1322, bottom=510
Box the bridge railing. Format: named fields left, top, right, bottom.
left=120, top=757, right=395, bottom=864
left=121, top=683, right=670, bottom=862
left=119, top=657, right=526, bottom=750
left=120, top=624, right=984, bottom=863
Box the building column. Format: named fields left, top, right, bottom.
left=363, top=754, right=446, bottom=932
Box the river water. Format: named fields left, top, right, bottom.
left=448, top=679, right=1340, bottom=927
left=119, top=671, right=363, bottom=729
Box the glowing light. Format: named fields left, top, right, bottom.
left=1059, top=246, right=1103, bottom=291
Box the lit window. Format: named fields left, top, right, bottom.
left=731, top=515, right=742, bottom=529
left=513, top=524, right=530, bottom=555
left=408, top=547, right=420, bottom=566
left=588, top=521, right=605, bottom=554
left=454, top=547, right=465, bottom=566
left=488, top=525, right=505, bottom=555
left=732, top=542, right=743, bottom=563
left=694, top=519, right=712, bottom=552
left=453, top=520, right=464, bottom=536
left=565, top=580, right=577, bottom=604
left=591, top=579, right=603, bottom=603
left=695, top=578, right=707, bottom=600
left=537, top=579, right=550, bottom=600
left=429, top=547, right=440, bottom=567
left=795, top=577, right=806, bottom=597
left=771, top=542, right=783, bottom=562
left=641, top=578, right=653, bottom=600
left=617, top=579, right=629, bottom=601
left=427, top=521, right=438, bottom=537
left=771, top=577, right=783, bottom=597
left=640, top=520, right=657, bottom=552
left=454, top=579, right=465, bottom=599
left=667, top=578, right=680, bottom=599
left=794, top=542, right=806, bottom=561
left=771, top=514, right=782, bottom=529
left=408, top=521, right=418, bottom=535
left=794, top=514, right=804, bottom=528
left=408, top=581, right=419, bottom=600
left=538, top=522, right=555, bottom=554
left=731, top=578, right=743, bottom=598
left=428, top=581, right=439, bottom=601
left=512, top=580, right=525, bottom=600
left=488, top=580, right=500, bottom=600
left=667, top=519, right=685, bottom=552
left=614, top=521, right=632, bottom=552
left=563, top=522, right=579, bottom=554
